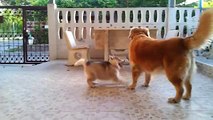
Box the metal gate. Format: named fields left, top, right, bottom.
left=0, top=6, right=49, bottom=64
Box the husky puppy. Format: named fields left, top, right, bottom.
left=74, top=56, right=124, bottom=88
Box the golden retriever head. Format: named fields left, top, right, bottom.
left=128, top=27, right=150, bottom=39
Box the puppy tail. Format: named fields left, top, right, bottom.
left=74, top=58, right=86, bottom=66
left=184, top=9, right=213, bottom=50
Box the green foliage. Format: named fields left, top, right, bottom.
left=57, top=0, right=76, bottom=8
left=128, top=0, right=166, bottom=7
left=0, top=9, right=23, bottom=33
left=178, top=0, right=213, bottom=7
left=203, top=0, right=213, bottom=7
left=56, top=0, right=186, bottom=8
left=2, top=0, right=30, bottom=6
left=1, top=0, right=192, bottom=8
left=127, top=0, right=186, bottom=7
left=5, top=46, right=23, bottom=52
left=29, top=0, right=49, bottom=6
left=57, top=0, right=117, bottom=8
left=1, top=0, right=47, bottom=6
left=96, top=0, right=117, bottom=8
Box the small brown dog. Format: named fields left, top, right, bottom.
left=74, top=56, right=124, bottom=88
left=128, top=9, right=213, bottom=103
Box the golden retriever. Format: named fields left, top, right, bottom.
left=128, top=9, right=213, bottom=103
left=74, top=56, right=124, bottom=88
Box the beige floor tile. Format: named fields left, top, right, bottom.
left=0, top=60, right=213, bottom=120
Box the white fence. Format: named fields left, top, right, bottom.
left=48, top=4, right=200, bottom=59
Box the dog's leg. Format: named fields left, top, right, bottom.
left=168, top=78, right=184, bottom=103
left=113, top=76, right=122, bottom=83
left=128, top=65, right=141, bottom=90
left=112, top=74, right=128, bottom=86
left=87, top=77, right=95, bottom=88
left=183, top=58, right=194, bottom=100
left=142, top=72, right=151, bottom=87
left=112, top=71, right=121, bottom=82
left=182, top=78, right=192, bottom=100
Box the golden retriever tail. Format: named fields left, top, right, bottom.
left=74, top=58, right=86, bottom=66
left=185, top=9, right=213, bottom=50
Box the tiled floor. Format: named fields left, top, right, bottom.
left=0, top=60, right=213, bottom=120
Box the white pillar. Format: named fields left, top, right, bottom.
left=166, top=0, right=177, bottom=34
left=168, top=0, right=176, bottom=8
left=48, top=2, right=58, bottom=60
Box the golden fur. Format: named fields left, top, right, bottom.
left=128, top=9, right=213, bottom=103
left=74, top=56, right=124, bottom=88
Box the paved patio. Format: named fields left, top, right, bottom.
left=0, top=60, right=213, bottom=120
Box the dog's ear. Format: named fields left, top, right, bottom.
left=128, top=30, right=134, bottom=39
left=114, top=56, right=122, bottom=61
left=109, top=55, right=114, bottom=60
left=129, top=27, right=138, bottom=39
left=142, top=28, right=150, bottom=37
left=118, top=62, right=123, bottom=68
left=144, top=31, right=150, bottom=37
left=128, top=33, right=132, bottom=39
left=118, top=59, right=127, bottom=68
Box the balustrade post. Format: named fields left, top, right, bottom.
left=48, top=0, right=55, bottom=4
left=166, top=0, right=177, bottom=36
left=48, top=1, right=57, bottom=60
left=168, top=0, right=176, bottom=8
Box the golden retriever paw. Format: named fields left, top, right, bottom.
left=142, top=84, right=149, bottom=87
left=88, top=85, right=95, bottom=88
left=168, top=98, right=180, bottom=103
left=128, top=85, right=136, bottom=90
left=182, top=95, right=191, bottom=100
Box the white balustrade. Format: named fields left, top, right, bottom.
left=48, top=5, right=200, bottom=59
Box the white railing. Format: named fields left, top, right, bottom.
left=48, top=4, right=200, bottom=59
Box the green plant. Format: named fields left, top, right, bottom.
left=5, top=46, right=23, bottom=52
left=0, top=9, right=23, bottom=33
